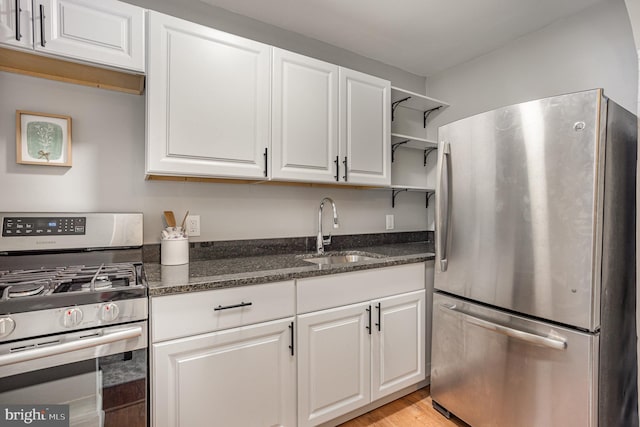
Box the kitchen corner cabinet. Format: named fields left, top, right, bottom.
left=390, top=87, right=448, bottom=207
left=0, top=0, right=145, bottom=72
left=296, top=263, right=426, bottom=426
left=146, top=11, right=271, bottom=179
left=271, top=48, right=390, bottom=186
left=151, top=281, right=296, bottom=427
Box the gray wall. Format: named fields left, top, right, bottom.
left=0, top=2, right=430, bottom=244
left=426, top=0, right=638, bottom=137
left=122, top=0, right=426, bottom=94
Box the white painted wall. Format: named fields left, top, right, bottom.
left=426, top=0, right=637, bottom=138
left=0, top=72, right=429, bottom=243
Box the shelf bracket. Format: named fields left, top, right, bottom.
left=392, top=189, right=408, bottom=208
left=426, top=191, right=435, bottom=208
left=423, top=147, right=437, bottom=166
left=423, top=106, right=442, bottom=128
left=391, top=96, right=411, bottom=121
left=391, top=140, right=409, bottom=162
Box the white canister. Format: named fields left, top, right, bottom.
left=161, top=237, right=189, bottom=265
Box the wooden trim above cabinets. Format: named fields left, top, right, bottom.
left=145, top=174, right=382, bottom=190
left=0, top=47, right=145, bottom=95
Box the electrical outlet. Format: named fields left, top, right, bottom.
left=186, top=215, right=201, bottom=237
left=385, top=214, right=394, bottom=230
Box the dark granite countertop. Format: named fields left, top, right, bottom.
left=145, top=242, right=435, bottom=296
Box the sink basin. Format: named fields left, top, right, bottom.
left=301, top=251, right=384, bottom=265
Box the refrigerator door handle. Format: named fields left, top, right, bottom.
left=440, top=303, right=567, bottom=350
left=436, top=141, right=451, bottom=271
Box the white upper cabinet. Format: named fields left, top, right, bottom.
left=0, top=0, right=144, bottom=72
left=1, top=0, right=33, bottom=49
left=339, top=67, right=390, bottom=186
left=146, top=11, right=271, bottom=179
left=34, top=0, right=144, bottom=71
left=271, top=48, right=339, bottom=183
left=271, top=48, right=390, bottom=185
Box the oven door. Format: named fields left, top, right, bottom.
left=0, top=322, right=148, bottom=427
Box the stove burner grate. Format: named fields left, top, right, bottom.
left=7, top=283, right=46, bottom=298
left=0, top=263, right=138, bottom=301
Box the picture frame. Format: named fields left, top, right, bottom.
left=16, top=110, right=72, bottom=167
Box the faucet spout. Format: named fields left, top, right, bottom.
left=317, top=197, right=339, bottom=254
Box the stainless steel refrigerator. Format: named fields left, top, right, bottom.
left=431, top=89, right=638, bottom=427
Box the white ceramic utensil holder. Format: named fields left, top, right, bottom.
left=161, top=237, right=189, bottom=265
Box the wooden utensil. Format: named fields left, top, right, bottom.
left=164, top=211, right=176, bottom=228
left=180, top=210, right=190, bottom=230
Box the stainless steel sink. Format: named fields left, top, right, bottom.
left=301, top=251, right=384, bottom=265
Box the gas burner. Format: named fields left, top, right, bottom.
left=7, top=283, right=45, bottom=298
left=81, top=279, right=113, bottom=291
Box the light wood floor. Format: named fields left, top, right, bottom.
left=338, top=387, right=469, bottom=427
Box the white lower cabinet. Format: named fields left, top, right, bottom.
left=151, top=281, right=296, bottom=427
left=153, top=317, right=296, bottom=427
left=371, top=290, right=426, bottom=400
left=296, top=264, right=426, bottom=427
left=297, top=302, right=372, bottom=427
left=151, top=264, right=427, bottom=427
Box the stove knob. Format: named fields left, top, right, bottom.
left=100, top=303, right=120, bottom=322
left=0, top=317, right=15, bottom=339
left=62, top=308, right=83, bottom=328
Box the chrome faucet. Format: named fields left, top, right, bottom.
left=317, top=197, right=339, bottom=254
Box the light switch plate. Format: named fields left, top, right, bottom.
left=385, top=214, right=394, bottom=230
left=186, top=215, right=201, bottom=237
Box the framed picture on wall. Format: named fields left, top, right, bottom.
left=16, top=110, right=72, bottom=167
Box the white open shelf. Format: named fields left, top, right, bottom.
left=390, top=185, right=435, bottom=192
left=392, top=133, right=437, bottom=150
left=391, top=87, right=449, bottom=112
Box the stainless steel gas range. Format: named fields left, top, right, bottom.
left=0, top=213, right=148, bottom=427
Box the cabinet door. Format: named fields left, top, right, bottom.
left=339, top=67, right=390, bottom=186
left=0, top=0, right=32, bottom=49
left=153, top=318, right=296, bottom=427
left=146, top=11, right=270, bottom=179
left=272, top=48, right=339, bottom=182
left=371, top=290, right=426, bottom=401
left=33, top=0, right=144, bottom=71
left=297, top=302, right=371, bottom=427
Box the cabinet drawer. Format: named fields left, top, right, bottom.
left=297, top=263, right=425, bottom=314
left=151, top=281, right=295, bottom=342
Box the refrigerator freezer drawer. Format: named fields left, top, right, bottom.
left=431, top=293, right=597, bottom=427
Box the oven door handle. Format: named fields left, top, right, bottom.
left=0, top=326, right=143, bottom=367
